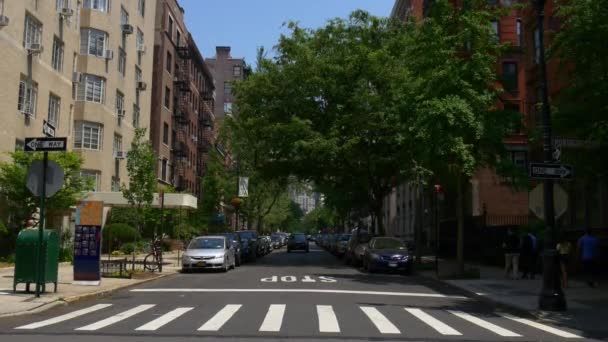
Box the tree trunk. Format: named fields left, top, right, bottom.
left=373, top=199, right=385, bottom=236
left=456, top=173, right=465, bottom=275
left=415, top=182, right=423, bottom=266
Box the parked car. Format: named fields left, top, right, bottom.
left=218, top=232, right=243, bottom=266
left=181, top=236, right=236, bottom=272
left=287, top=233, right=309, bottom=253
left=362, top=237, right=412, bottom=275
left=236, top=230, right=258, bottom=262
left=329, top=234, right=341, bottom=254
left=335, top=234, right=351, bottom=257
left=258, top=236, right=272, bottom=256
left=270, top=235, right=281, bottom=249
left=344, top=228, right=372, bottom=266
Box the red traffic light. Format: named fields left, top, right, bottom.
left=433, top=184, right=444, bottom=193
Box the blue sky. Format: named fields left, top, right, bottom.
left=180, top=0, right=395, bottom=66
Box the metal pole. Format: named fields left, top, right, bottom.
left=235, top=161, right=240, bottom=231
left=535, top=0, right=566, bottom=311
left=36, top=152, right=48, bottom=297
left=159, top=192, right=164, bottom=273
left=435, top=191, right=439, bottom=279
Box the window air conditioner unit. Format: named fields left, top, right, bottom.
left=60, top=8, right=74, bottom=17
left=114, top=151, right=127, bottom=160
left=0, top=15, right=9, bottom=27
left=137, top=45, right=146, bottom=53
left=137, top=81, right=147, bottom=91
left=104, top=50, right=114, bottom=60
left=121, top=24, right=134, bottom=35
left=72, top=72, right=83, bottom=83
left=27, top=43, right=43, bottom=54
left=118, top=110, right=126, bottom=118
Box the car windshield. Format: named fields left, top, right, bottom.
left=291, top=234, right=306, bottom=242
left=188, top=238, right=224, bottom=250
left=340, top=234, right=351, bottom=241
left=372, top=238, right=406, bottom=250
left=271, top=236, right=279, bottom=241
left=238, top=231, right=256, bottom=240
left=221, top=233, right=236, bottom=241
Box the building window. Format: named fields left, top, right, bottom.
left=24, top=14, right=42, bottom=49
left=516, top=19, right=523, bottom=46
left=490, top=21, right=499, bottom=42
left=504, top=102, right=522, bottom=133
left=137, top=0, right=145, bottom=17
left=133, top=104, right=140, bottom=128
left=224, top=102, right=233, bottom=114
left=18, top=80, right=38, bottom=117
left=113, top=134, right=122, bottom=155
left=166, top=51, right=172, bottom=73
left=51, top=37, right=64, bottom=72
left=111, top=177, right=120, bottom=192
left=176, top=29, right=182, bottom=47
left=224, top=82, right=232, bottom=96
left=167, top=16, right=174, bottom=40
left=501, top=62, right=518, bottom=93
left=534, top=27, right=541, bottom=64
left=115, top=91, right=125, bottom=117
left=509, top=151, right=527, bottom=169
left=80, top=28, right=107, bottom=57
left=120, top=6, right=129, bottom=25
left=165, top=87, right=171, bottom=109
left=77, top=74, right=105, bottom=103
left=48, top=94, right=61, bottom=127
left=74, top=121, right=103, bottom=150
left=80, top=170, right=101, bottom=192
left=161, top=159, right=168, bottom=182
left=117, top=48, right=126, bottom=76
left=83, top=0, right=108, bottom=12
left=163, top=122, right=169, bottom=145
left=233, top=66, right=242, bottom=77
left=136, top=29, right=144, bottom=51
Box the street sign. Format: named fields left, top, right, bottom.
left=529, top=183, right=568, bottom=219
left=238, top=177, right=249, bottom=197
left=554, top=137, right=600, bottom=149
left=24, top=137, right=67, bottom=152
left=530, top=162, right=573, bottom=180
left=26, top=160, right=64, bottom=197
left=42, top=120, right=56, bottom=137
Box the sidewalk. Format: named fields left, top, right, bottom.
left=0, top=252, right=181, bottom=318
left=421, top=258, right=608, bottom=337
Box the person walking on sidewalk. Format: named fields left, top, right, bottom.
left=520, top=231, right=538, bottom=279
left=557, top=234, right=572, bottom=288
left=503, top=229, right=520, bottom=279
left=577, top=228, right=599, bottom=288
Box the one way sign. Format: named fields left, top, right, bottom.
left=530, top=162, right=573, bottom=180
left=24, top=137, right=67, bottom=152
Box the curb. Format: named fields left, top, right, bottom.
left=0, top=271, right=176, bottom=318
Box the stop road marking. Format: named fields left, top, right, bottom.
left=260, top=275, right=337, bottom=283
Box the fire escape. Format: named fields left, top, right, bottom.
left=197, top=83, right=215, bottom=178
left=172, top=44, right=192, bottom=192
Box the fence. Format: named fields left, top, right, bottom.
left=101, top=258, right=148, bottom=279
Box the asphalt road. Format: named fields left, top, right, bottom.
left=0, top=244, right=594, bottom=341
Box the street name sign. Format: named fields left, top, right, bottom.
left=42, top=120, right=56, bottom=137
left=530, top=162, right=573, bottom=180
left=25, top=137, right=67, bottom=152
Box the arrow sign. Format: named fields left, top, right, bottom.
left=24, top=137, right=67, bottom=152
left=43, top=120, right=56, bottom=137
left=530, top=162, right=573, bottom=180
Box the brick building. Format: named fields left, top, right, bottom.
left=150, top=0, right=215, bottom=197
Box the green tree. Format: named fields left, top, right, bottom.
left=121, top=128, right=157, bottom=236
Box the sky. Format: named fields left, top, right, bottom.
left=180, top=0, right=395, bottom=66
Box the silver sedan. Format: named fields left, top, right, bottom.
left=181, top=236, right=236, bottom=273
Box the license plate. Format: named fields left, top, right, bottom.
left=196, top=261, right=206, bottom=267
left=388, top=262, right=398, bottom=267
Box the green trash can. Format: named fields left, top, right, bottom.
left=13, top=229, right=59, bottom=293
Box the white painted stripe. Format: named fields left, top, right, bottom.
left=198, top=305, right=242, bottom=331
left=15, top=304, right=113, bottom=330
left=135, top=307, right=194, bottom=331
left=449, top=310, right=521, bottom=337
left=75, top=305, right=155, bottom=331
left=130, top=288, right=466, bottom=299
left=259, top=304, right=286, bottom=332
left=360, top=306, right=400, bottom=334
left=405, top=308, right=462, bottom=336
left=502, top=314, right=582, bottom=339
left=317, top=305, right=340, bottom=333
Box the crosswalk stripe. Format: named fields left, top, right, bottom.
left=360, top=306, right=400, bottom=334
left=449, top=310, right=521, bottom=337
left=259, top=304, right=286, bottom=332
left=75, top=305, right=155, bottom=331
left=198, top=305, right=242, bottom=331
left=502, top=314, right=582, bottom=339
left=135, top=307, right=194, bottom=331
left=405, top=308, right=462, bottom=336
left=317, top=305, right=340, bottom=333
left=15, top=304, right=113, bottom=330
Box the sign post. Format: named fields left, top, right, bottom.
left=24, top=137, right=67, bottom=297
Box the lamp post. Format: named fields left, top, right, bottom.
left=534, top=0, right=566, bottom=311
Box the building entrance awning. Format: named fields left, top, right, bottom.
left=82, top=192, right=198, bottom=210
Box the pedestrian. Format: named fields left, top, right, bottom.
left=556, top=234, right=572, bottom=288
left=502, top=229, right=520, bottom=279
left=577, top=228, right=599, bottom=288
left=520, top=231, right=538, bottom=279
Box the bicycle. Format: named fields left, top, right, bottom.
left=144, top=236, right=163, bottom=272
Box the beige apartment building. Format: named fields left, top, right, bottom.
left=0, top=0, right=156, bottom=193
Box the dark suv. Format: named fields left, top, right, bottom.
left=236, top=230, right=258, bottom=261
left=218, top=232, right=243, bottom=266
left=287, top=233, right=309, bottom=253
